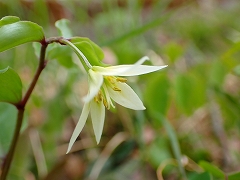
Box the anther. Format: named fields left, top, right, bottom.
left=116, top=77, right=127, bottom=83
left=103, top=99, right=109, bottom=109
left=106, top=76, right=116, bottom=84
left=94, top=91, right=103, bottom=103
left=113, top=87, right=121, bottom=92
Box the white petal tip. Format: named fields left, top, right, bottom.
left=130, top=105, right=146, bottom=110
left=96, top=138, right=100, bottom=144
left=157, top=65, right=168, bottom=69
left=138, top=106, right=146, bottom=110
left=66, top=148, right=71, bottom=154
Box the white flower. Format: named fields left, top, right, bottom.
left=67, top=56, right=167, bottom=153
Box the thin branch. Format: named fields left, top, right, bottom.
left=0, top=41, right=49, bottom=180
left=0, top=37, right=69, bottom=180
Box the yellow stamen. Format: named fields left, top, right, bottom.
left=106, top=76, right=116, bottom=84
left=103, top=99, right=109, bottom=109
left=113, top=87, right=121, bottom=92
left=116, top=77, right=127, bottom=83
left=94, top=91, right=103, bottom=103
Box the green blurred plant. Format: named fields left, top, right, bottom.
left=0, top=15, right=167, bottom=180
left=1, top=1, right=240, bottom=180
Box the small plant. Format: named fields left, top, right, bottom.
left=0, top=16, right=166, bottom=179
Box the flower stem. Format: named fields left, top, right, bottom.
left=59, top=38, right=92, bottom=69
left=0, top=40, right=48, bottom=180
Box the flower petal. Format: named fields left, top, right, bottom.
left=67, top=102, right=90, bottom=153
left=107, top=82, right=145, bottom=110
left=83, top=69, right=103, bottom=102
left=90, top=100, right=105, bottom=144
left=93, top=56, right=167, bottom=76
left=118, top=65, right=168, bottom=76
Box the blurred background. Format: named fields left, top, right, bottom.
left=0, top=0, right=240, bottom=179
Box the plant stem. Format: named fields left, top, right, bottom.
left=0, top=41, right=48, bottom=180
left=0, top=37, right=67, bottom=179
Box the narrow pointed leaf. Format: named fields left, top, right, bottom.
left=0, top=67, right=22, bottom=104
left=199, top=161, right=225, bottom=179
left=0, top=16, right=44, bottom=52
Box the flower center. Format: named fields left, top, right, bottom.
left=93, top=90, right=108, bottom=108
left=94, top=91, right=103, bottom=103
left=93, top=76, right=127, bottom=110
left=105, top=76, right=127, bottom=92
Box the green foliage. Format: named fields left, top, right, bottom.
left=0, top=16, right=44, bottom=52
left=71, top=37, right=105, bottom=66
left=47, top=44, right=74, bottom=68
left=228, top=171, right=240, bottom=180
left=174, top=72, right=206, bottom=115
left=188, top=172, right=211, bottom=180
left=163, top=41, right=184, bottom=63
left=0, top=1, right=240, bottom=180
left=144, top=74, right=170, bottom=116
left=0, top=67, right=22, bottom=104
left=0, top=16, right=20, bottom=27
left=152, top=112, right=186, bottom=179
left=0, top=103, right=17, bottom=154
left=55, top=19, right=72, bottom=38
left=146, top=137, right=172, bottom=168
left=209, top=60, right=226, bottom=87
left=199, top=161, right=225, bottom=179
left=233, top=64, right=240, bottom=76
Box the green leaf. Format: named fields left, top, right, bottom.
left=175, top=73, right=193, bottom=115
left=47, top=44, right=74, bottom=68
left=209, top=60, right=226, bottom=87
left=0, top=16, right=20, bottom=27
left=0, top=67, right=22, bottom=104
left=0, top=16, right=44, bottom=52
left=0, top=103, right=17, bottom=154
left=33, top=37, right=75, bottom=68
left=146, top=137, right=172, bottom=168
left=55, top=19, right=72, bottom=38
left=163, top=41, right=184, bottom=63
left=152, top=113, right=187, bottom=179
left=199, top=161, right=225, bottom=179
left=188, top=172, right=211, bottom=180
left=144, top=74, right=170, bottom=116
left=228, top=171, right=240, bottom=180
left=73, top=41, right=99, bottom=66
left=174, top=72, right=206, bottom=115
left=233, top=65, right=240, bottom=76
left=71, top=37, right=104, bottom=65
